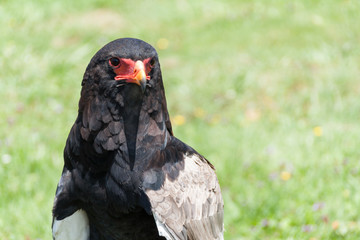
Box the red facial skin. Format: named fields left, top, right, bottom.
left=109, top=58, right=154, bottom=83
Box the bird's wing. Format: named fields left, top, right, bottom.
left=142, top=138, right=224, bottom=240
left=52, top=168, right=90, bottom=240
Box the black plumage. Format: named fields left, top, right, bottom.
left=52, top=38, right=223, bottom=240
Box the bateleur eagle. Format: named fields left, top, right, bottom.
left=52, top=38, right=224, bottom=240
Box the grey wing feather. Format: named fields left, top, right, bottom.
left=145, top=153, right=224, bottom=240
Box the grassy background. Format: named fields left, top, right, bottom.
left=1, top=0, right=360, bottom=239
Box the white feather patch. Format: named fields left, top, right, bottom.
left=52, top=209, right=90, bottom=240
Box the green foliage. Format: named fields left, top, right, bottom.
left=1, top=0, right=360, bottom=239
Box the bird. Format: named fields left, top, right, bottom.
left=52, top=38, right=224, bottom=240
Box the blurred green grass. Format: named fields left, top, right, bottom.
left=1, top=0, right=360, bottom=239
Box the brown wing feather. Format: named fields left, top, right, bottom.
left=145, top=153, right=224, bottom=240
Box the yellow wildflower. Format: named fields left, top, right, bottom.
left=332, top=221, right=340, bottom=230
left=210, top=115, right=221, bottom=125
left=280, top=171, right=291, bottom=181
left=313, top=126, right=322, bottom=137
left=172, top=115, right=186, bottom=126
left=157, top=38, right=169, bottom=50
left=194, top=108, right=205, bottom=118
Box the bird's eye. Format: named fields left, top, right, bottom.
left=149, top=58, right=156, bottom=68
left=109, top=57, right=121, bottom=67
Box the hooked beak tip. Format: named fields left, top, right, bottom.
left=140, top=78, right=146, bottom=93
left=134, top=69, right=147, bottom=93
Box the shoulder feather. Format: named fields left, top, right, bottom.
left=143, top=143, right=224, bottom=240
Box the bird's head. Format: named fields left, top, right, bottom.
left=66, top=38, right=173, bottom=171
left=77, top=38, right=173, bottom=151
left=81, top=38, right=160, bottom=95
